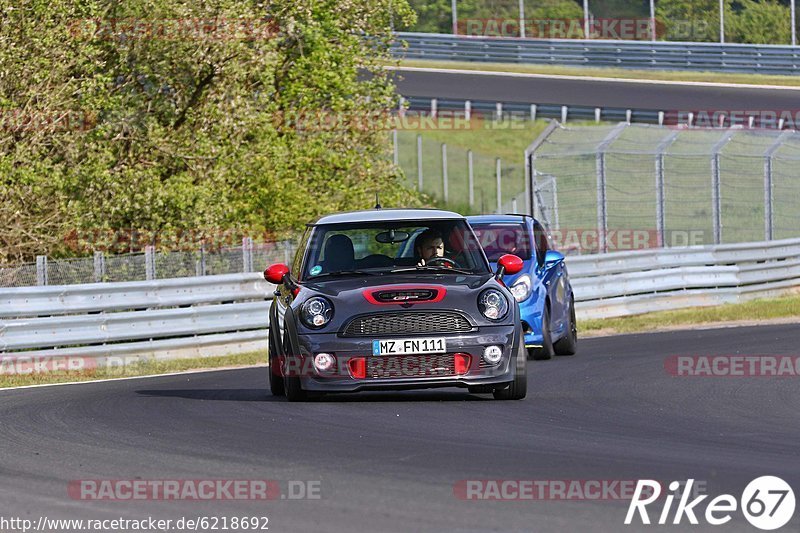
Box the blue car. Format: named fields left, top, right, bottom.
left=467, top=215, right=577, bottom=360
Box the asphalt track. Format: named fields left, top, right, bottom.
left=1, top=323, right=799, bottom=532
left=393, top=67, right=800, bottom=112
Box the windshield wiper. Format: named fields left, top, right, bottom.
left=390, top=266, right=473, bottom=275
left=307, top=270, right=378, bottom=280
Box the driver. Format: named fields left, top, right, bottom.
left=415, top=228, right=445, bottom=266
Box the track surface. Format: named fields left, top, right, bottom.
left=1, top=324, right=799, bottom=532
left=394, top=68, right=800, bottom=111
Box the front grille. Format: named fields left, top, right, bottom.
left=341, top=311, right=472, bottom=337
left=367, top=354, right=456, bottom=379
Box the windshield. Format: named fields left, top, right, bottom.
left=470, top=223, right=533, bottom=261
left=300, top=220, right=491, bottom=280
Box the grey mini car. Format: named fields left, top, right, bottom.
left=264, top=208, right=527, bottom=401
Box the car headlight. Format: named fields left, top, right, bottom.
left=509, top=274, right=532, bottom=303
left=300, top=296, right=334, bottom=328
left=478, top=289, right=509, bottom=321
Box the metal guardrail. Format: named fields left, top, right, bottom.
left=2, top=238, right=799, bottom=363
left=0, top=273, right=275, bottom=361
left=568, top=238, right=800, bottom=319
left=394, top=32, right=800, bottom=75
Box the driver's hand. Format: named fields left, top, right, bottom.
left=417, top=258, right=426, bottom=267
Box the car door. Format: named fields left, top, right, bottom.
left=533, top=220, right=567, bottom=331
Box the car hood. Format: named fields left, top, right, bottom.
left=301, top=272, right=494, bottom=298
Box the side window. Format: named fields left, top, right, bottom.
left=533, top=221, right=550, bottom=258
left=292, top=228, right=312, bottom=276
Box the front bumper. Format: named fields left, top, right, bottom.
left=291, top=326, right=519, bottom=392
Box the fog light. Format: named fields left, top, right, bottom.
left=313, top=353, right=336, bottom=373
left=483, top=345, right=503, bottom=365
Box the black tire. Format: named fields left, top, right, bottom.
left=554, top=296, right=578, bottom=356
left=268, top=328, right=285, bottom=396
left=493, top=332, right=528, bottom=400
left=530, top=305, right=555, bottom=360
left=282, top=329, right=308, bottom=402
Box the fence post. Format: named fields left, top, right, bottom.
left=93, top=251, right=106, bottom=282
left=524, top=120, right=559, bottom=221
left=197, top=242, right=206, bottom=276
left=512, top=197, right=518, bottom=213
left=495, top=157, right=502, bottom=213
left=416, top=134, right=423, bottom=192
left=655, top=131, right=680, bottom=247
left=764, top=131, right=791, bottom=241
left=242, top=237, right=254, bottom=273
left=441, top=143, right=448, bottom=204
left=467, top=150, right=474, bottom=208
left=711, top=130, right=735, bottom=245
left=595, top=123, right=628, bottom=253
left=145, top=246, right=155, bottom=280
left=36, top=255, right=48, bottom=286
left=392, top=129, right=398, bottom=167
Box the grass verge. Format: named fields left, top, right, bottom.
left=578, top=293, right=800, bottom=336
left=397, top=59, right=800, bottom=88
left=0, top=350, right=267, bottom=389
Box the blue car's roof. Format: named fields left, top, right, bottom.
left=311, top=208, right=465, bottom=226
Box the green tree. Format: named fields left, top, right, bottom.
left=0, top=0, right=420, bottom=262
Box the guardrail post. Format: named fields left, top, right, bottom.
left=465, top=100, right=471, bottom=121
left=441, top=143, right=448, bottom=204
left=467, top=150, right=474, bottom=207
left=495, top=157, right=502, bottom=213
left=36, top=255, right=48, bottom=286
left=145, top=246, right=155, bottom=280
left=93, top=251, right=106, bottom=282
left=764, top=131, right=791, bottom=241
left=416, top=134, right=423, bottom=191
left=530, top=104, right=537, bottom=122
left=431, top=98, right=437, bottom=118
left=711, top=130, right=735, bottom=244
left=655, top=131, right=680, bottom=247
left=496, top=102, right=503, bottom=121
left=561, top=106, right=568, bottom=123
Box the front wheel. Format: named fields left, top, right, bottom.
left=493, top=332, right=528, bottom=400
left=554, top=296, right=578, bottom=356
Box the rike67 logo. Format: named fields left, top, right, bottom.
left=625, top=477, right=795, bottom=530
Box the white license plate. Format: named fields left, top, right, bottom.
left=372, top=337, right=447, bottom=356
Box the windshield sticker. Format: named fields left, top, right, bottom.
left=310, top=265, right=323, bottom=276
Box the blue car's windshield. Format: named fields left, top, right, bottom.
left=300, top=220, right=491, bottom=280
left=470, top=223, right=533, bottom=262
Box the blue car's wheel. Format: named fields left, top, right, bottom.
left=530, top=306, right=555, bottom=360
left=554, top=296, right=578, bottom=356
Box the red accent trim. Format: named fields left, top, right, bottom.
left=264, top=263, right=290, bottom=284
left=362, top=285, right=447, bottom=305
left=348, top=358, right=366, bottom=379
left=454, top=353, right=471, bottom=375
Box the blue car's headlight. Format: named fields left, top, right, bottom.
left=509, top=274, right=532, bottom=303
left=478, top=289, right=509, bottom=321
left=300, top=297, right=334, bottom=328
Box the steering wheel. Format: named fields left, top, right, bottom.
left=425, top=256, right=460, bottom=269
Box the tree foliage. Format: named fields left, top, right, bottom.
left=0, top=0, right=419, bottom=263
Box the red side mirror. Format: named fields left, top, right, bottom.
left=497, top=254, right=523, bottom=276
left=264, top=263, right=290, bottom=284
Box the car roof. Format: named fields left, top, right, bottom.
left=310, top=208, right=466, bottom=226
left=467, top=214, right=532, bottom=225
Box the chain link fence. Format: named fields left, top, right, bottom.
left=0, top=240, right=297, bottom=288
left=528, top=122, right=800, bottom=254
